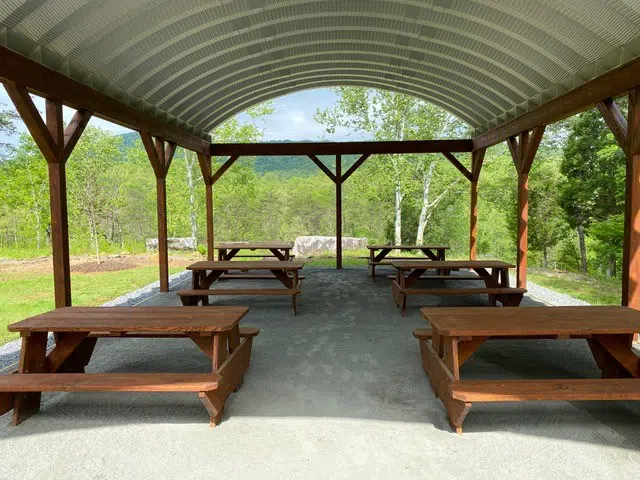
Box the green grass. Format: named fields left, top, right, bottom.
left=0, top=266, right=181, bottom=345
left=527, top=269, right=621, bottom=305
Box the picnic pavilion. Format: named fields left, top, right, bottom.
left=1, top=2, right=640, bottom=477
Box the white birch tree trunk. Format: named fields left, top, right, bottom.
left=416, top=161, right=436, bottom=245
left=185, top=150, right=198, bottom=240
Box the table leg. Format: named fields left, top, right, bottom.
left=269, top=248, right=286, bottom=261
left=291, top=269, right=300, bottom=314
left=13, top=333, right=48, bottom=426
left=218, top=249, right=226, bottom=261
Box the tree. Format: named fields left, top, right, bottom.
left=560, top=108, right=625, bottom=274
left=315, top=87, right=468, bottom=244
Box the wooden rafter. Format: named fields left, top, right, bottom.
left=140, top=132, right=176, bottom=179
left=197, top=152, right=212, bottom=185
left=308, top=154, right=337, bottom=183
left=211, top=155, right=240, bottom=185
left=62, top=109, right=92, bottom=162
left=471, top=148, right=486, bottom=182
left=0, top=46, right=209, bottom=155
left=473, top=55, right=640, bottom=150
left=442, top=152, right=472, bottom=182
left=341, top=153, right=370, bottom=182
left=508, top=126, right=545, bottom=175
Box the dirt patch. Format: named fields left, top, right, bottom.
left=72, top=258, right=139, bottom=273
left=0, top=253, right=207, bottom=275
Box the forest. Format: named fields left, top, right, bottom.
left=0, top=87, right=626, bottom=284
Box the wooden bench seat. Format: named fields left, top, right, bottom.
left=451, top=378, right=640, bottom=402
left=0, top=373, right=220, bottom=392
left=412, top=328, right=433, bottom=340
left=89, top=327, right=261, bottom=339
left=400, top=287, right=526, bottom=296
left=179, top=286, right=301, bottom=298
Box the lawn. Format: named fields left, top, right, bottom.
left=527, top=269, right=621, bottom=305
left=0, top=266, right=181, bottom=346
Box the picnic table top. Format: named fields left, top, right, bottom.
left=215, top=242, right=294, bottom=249
left=367, top=244, right=449, bottom=250
left=421, top=306, right=640, bottom=337
left=187, top=260, right=304, bottom=271
left=8, top=306, right=249, bottom=333
left=392, top=260, right=515, bottom=269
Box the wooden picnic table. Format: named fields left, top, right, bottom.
left=181, top=260, right=304, bottom=313
left=216, top=241, right=294, bottom=261
left=366, top=244, right=449, bottom=278
left=0, top=306, right=259, bottom=427
left=414, top=306, right=640, bottom=434
left=391, top=260, right=525, bottom=316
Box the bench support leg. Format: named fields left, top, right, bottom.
left=418, top=336, right=471, bottom=434
left=13, top=333, right=48, bottom=425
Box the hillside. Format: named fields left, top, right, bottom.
left=118, top=132, right=357, bottom=176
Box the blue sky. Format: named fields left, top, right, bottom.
left=0, top=87, right=369, bottom=146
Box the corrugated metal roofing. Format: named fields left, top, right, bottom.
left=2, top=0, right=640, bottom=138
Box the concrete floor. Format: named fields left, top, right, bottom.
left=1, top=267, right=639, bottom=479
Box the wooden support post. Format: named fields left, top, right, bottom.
left=624, top=89, right=640, bottom=310
left=469, top=149, right=486, bottom=260
left=197, top=153, right=214, bottom=260
left=336, top=154, right=342, bottom=270
left=3, top=83, right=91, bottom=307
left=141, top=132, right=176, bottom=292
left=507, top=126, right=545, bottom=289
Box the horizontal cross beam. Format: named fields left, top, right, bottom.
left=211, top=140, right=473, bottom=157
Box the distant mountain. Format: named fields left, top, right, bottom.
left=117, top=133, right=358, bottom=176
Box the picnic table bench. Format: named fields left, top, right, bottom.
left=0, top=306, right=259, bottom=427
left=415, top=306, right=640, bottom=434
left=392, top=260, right=525, bottom=316
left=366, top=244, right=449, bottom=278
left=180, top=260, right=304, bottom=314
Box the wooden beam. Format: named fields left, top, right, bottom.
left=308, top=154, right=337, bottom=183
left=0, top=46, right=209, bottom=155
left=62, top=110, right=92, bottom=162
left=623, top=87, right=640, bottom=310
left=473, top=56, right=640, bottom=150
left=197, top=153, right=214, bottom=261
left=211, top=155, right=240, bottom=185
left=341, top=154, right=370, bottom=182
left=469, top=148, right=486, bottom=260
left=336, top=155, right=342, bottom=270
left=507, top=128, right=545, bottom=289
left=212, top=140, right=473, bottom=157
left=442, top=152, right=472, bottom=182
left=156, top=177, right=169, bottom=292
left=597, top=98, right=628, bottom=156
left=4, top=82, right=58, bottom=163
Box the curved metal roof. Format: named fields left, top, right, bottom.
left=2, top=0, right=640, bottom=139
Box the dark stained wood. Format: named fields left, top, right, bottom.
left=8, top=306, right=249, bottom=333
left=469, top=148, right=486, bottom=260
left=442, top=152, right=472, bottom=181
left=12, top=333, right=48, bottom=425
left=421, top=306, right=640, bottom=337
left=212, top=139, right=473, bottom=157
left=215, top=242, right=294, bottom=250
left=140, top=133, right=177, bottom=293
left=336, top=154, right=343, bottom=269
left=211, top=155, right=240, bottom=184
left=47, top=160, right=72, bottom=307
left=187, top=260, right=303, bottom=271
left=197, top=153, right=215, bottom=260
left=392, top=260, right=513, bottom=270
left=342, top=153, right=370, bottom=181
left=367, top=245, right=451, bottom=250
left=623, top=87, right=640, bottom=310
left=62, top=109, right=92, bottom=161
left=3, top=82, right=58, bottom=162
left=0, top=373, right=221, bottom=392
left=451, top=378, right=640, bottom=402
left=308, top=154, right=337, bottom=183
left=508, top=127, right=545, bottom=289
left=598, top=98, right=629, bottom=156
left=0, top=46, right=210, bottom=155
left=473, top=55, right=640, bottom=150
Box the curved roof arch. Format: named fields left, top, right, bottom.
left=2, top=0, right=640, bottom=137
